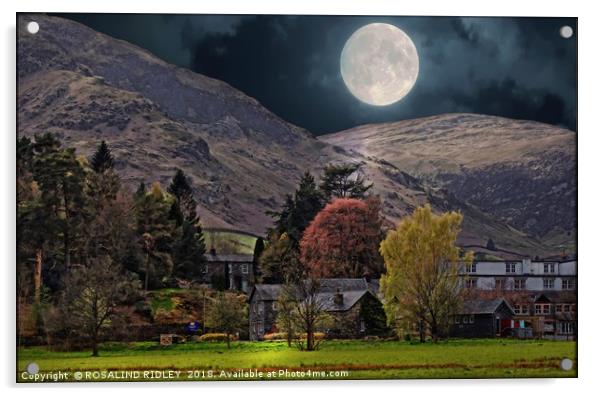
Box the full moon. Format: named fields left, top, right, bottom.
left=341, top=23, right=419, bottom=106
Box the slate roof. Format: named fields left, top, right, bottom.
left=316, top=290, right=374, bottom=312
left=204, top=254, right=254, bottom=263
left=461, top=298, right=512, bottom=314
left=533, top=291, right=577, bottom=303
left=253, top=284, right=283, bottom=301
left=318, top=278, right=371, bottom=292
left=249, top=278, right=380, bottom=312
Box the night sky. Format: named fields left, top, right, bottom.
left=56, top=14, right=577, bottom=135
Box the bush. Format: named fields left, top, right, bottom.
left=299, top=332, right=325, bottom=340
left=199, top=333, right=238, bottom=342
left=263, top=332, right=288, bottom=341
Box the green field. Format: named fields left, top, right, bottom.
left=17, top=339, right=576, bottom=382
left=204, top=229, right=258, bottom=255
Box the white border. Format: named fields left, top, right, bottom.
left=2, top=0, right=601, bottom=394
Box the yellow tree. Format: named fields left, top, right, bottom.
left=379, top=204, right=473, bottom=341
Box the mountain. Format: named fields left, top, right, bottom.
left=17, top=14, right=558, bottom=257
left=321, top=113, right=576, bottom=253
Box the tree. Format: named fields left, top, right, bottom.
left=88, top=141, right=120, bottom=200
left=269, top=172, right=324, bottom=248
left=59, top=256, right=140, bottom=356
left=252, top=236, right=265, bottom=280
left=379, top=204, right=474, bottom=341
left=486, top=238, right=497, bottom=251
left=90, top=140, right=114, bottom=173
left=206, top=292, right=247, bottom=349
left=282, top=279, right=332, bottom=351
left=319, top=163, right=372, bottom=201
left=168, top=168, right=198, bottom=224
left=300, top=197, right=384, bottom=278
left=275, top=284, right=297, bottom=347
left=259, top=233, right=304, bottom=283
left=167, top=169, right=206, bottom=280
left=134, top=182, right=177, bottom=291
left=31, top=134, right=89, bottom=271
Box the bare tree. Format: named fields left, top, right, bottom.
left=60, top=256, right=140, bottom=356
left=275, top=283, right=297, bottom=347
left=283, top=279, right=332, bottom=351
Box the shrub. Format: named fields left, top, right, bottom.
left=199, top=333, right=238, bottom=342
left=263, top=332, right=288, bottom=341
left=299, top=332, right=326, bottom=340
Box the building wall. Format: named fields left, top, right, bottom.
left=451, top=303, right=514, bottom=338
left=249, top=296, right=277, bottom=341
left=464, top=259, right=577, bottom=292
left=201, top=259, right=254, bottom=293
left=451, top=314, right=496, bottom=338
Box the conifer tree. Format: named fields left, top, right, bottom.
left=90, top=140, right=114, bottom=174
left=167, top=169, right=206, bottom=280
left=319, top=163, right=372, bottom=201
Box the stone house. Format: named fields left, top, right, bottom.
left=201, top=248, right=255, bottom=293
left=248, top=278, right=385, bottom=341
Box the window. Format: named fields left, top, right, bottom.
left=543, top=278, right=555, bottom=289
left=241, top=264, right=249, bottom=274
left=521, top=305, right=530, bottom=315
left=544, top=263, right=555, bottom=274
left=454, top=316, right=460, bottom=324
left=506, top=263, right=516, bottom=273
left=465, top=263, right=477, bottom=273
left=562, top=279, right=575, bottom=290
left=495, top=279, right=505, bottom=290
left=514, top=278, right=526, bottom=290
left=202, top=264, right=208, bottom=274
left=559, top=322, right=574, bottom=334
left=563, top=304, right=571, bottom=313
left=272, top=301, right=278, bottom=311
left=462, top=316, right=469, bottom=324
left=514, top=304, right=529, bottom=315
left=465, top=278, right=477, bottom=288
left=469, top=315, right=475, bottom=324
left=535, top=304, right=551, bottom=315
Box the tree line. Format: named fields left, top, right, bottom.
left=17, top=135, right=206, bottom=353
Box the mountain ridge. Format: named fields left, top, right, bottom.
left=17, top=14, right=566, bottom=257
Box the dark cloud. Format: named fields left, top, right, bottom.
left=56, top=14, right=577, bottom=134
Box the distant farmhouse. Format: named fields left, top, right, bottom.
left=248, top=278, right=384, bottom=341
left=245, top=258, right=576, bottom=341
left=201, top=248, right=255, bottom=293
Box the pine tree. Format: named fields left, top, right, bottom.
left=319, top=163, right=372, bottom=201
left=90, top=140, right=114, bottom=174
left=167, top=169, right=206, bottom=280
left=168, top=169, right=198, bottom=224
left=268, top=171, right=325, bottom=249
left=252, top=237, right=265, bottom=280
left=31, top=134, right=89, bottom=270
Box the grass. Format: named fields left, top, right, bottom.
left=17, top=339, right=576, bottom=382
left=204, top=230, right=257, bottom=255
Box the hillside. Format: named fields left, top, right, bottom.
left=321, top=114, right=576, bottom=252
left=17, top=14, right=556, bottom=256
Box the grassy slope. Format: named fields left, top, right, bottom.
left=18, top=339, right=576, bottom=381
left=204, top=230, right=257, bottom=255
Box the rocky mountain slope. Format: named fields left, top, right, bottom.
left=17, top=14, right=558, bottom=256
left=321, top=114, right=576, bottom=252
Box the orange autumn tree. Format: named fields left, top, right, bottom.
left=300, top=197, right=383, bottom=278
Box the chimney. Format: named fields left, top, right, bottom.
left=363, top=271, right=372, bottom=283
left=334, top=288, right=343, bottom=306
left=209, top=247, right=216, bottom=256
